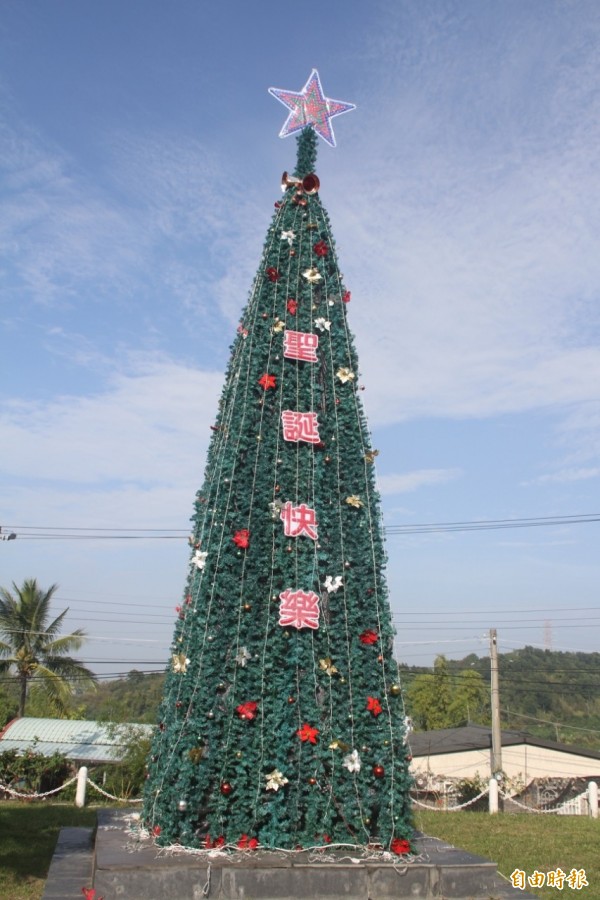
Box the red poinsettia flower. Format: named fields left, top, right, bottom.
left=297, top=722, right=319, bottom=744
left=82, top=889, right=104, bottom=900
left=390, top=837, right=411, bottom=856
left=204, top=834, right=225, bottom=849
left=266, top=266, right=281, bottom=282
left=313, top=240, right=329, bottom=257
left=366, top=696, right=383, bottom=717
left=287, top=298, right=298, bottom=315
left=342, top=290, right=351, bottom=303
left=237, top=834, right=259, bottom=850
left=359, top=629, right=378, bottom=645
left=233, top=529, right=250, bottom=548
left=258, top=373, right=277, bottom=390
left=236, top=701, right=258, bottom=720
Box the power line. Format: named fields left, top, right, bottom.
left=3, top=512, right=600, bottom=540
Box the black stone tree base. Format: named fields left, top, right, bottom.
left=42, top=808, right=537, bottom=900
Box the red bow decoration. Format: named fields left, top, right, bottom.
left=359, top=629, right=378, bottom=645
left=297, top=722, right=319, bottom=744
left=258, top=373, right=277, bottom=390
left=366, top=696, right=383, bottom=717
left=233, top=529, right=250, bottom=549
left=266, top=267, right=281, bottom=282
left=237, top=834, right=259, bottom=850
left=236, top=701, right=258, bottom=720
left=391, top=837, right=411, bottom=856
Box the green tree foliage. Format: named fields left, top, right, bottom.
left=143, top=129, right=413, bottom=851
left=0, top=579, right=97, bottom=717
left=406, top=655, right=488, bottom=730
left=80, top=670, right=165, bottom=723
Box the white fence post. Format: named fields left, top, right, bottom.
left=75, top=766, right=88, bottom=808
left=489, top=777, right=499, bottom=814
left=588, top=781, right=598, bottom=819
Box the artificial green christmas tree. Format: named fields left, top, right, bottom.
left=143, top=71, right=412, bottom=854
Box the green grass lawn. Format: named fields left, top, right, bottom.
left=0, top=803, right=97, bottom=900
left=416, top=809, right=599, bottom=898
left=0, top=803, right=597, bottom=900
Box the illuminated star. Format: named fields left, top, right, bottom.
left=269, top=69, right=356, bottom=148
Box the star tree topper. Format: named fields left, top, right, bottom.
left=269, top=69, right=356, bottom=148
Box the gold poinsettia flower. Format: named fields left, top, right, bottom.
left=172, top=653, right=189, bottom=674
left=336, top=367, right=355, bottom=384
left=329, top=739, right=350, bottom=752
left=364, top=449, right=379, bottom=464
left=345, top=495, right=363, bottom=508
left=272, top=317, right=285, bottom=333
left=319, top=657, right=338, bottom=676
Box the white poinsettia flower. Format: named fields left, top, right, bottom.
left=343, top=749, right=361, bottom=773
left=265, top=769, right=289, bottom=791
left=324, top=575, right=343, bottom=594
left=193, top=550, right=208, bottom=570
left=235, top=646, right=252, bottom=667
left=281, top=230, right=295, bottom=244
left=314, top=317, right=331, bottom=332
left=302, top=267, right=322, bottom=283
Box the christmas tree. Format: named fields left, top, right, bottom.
left=143, top=71, right=413, bottom=854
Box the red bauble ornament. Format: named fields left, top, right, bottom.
left=373, top=765, right=385, bottom=778
left=308, top=776, right=317, bottom=785
left=220, top=782, right=233, bottom=796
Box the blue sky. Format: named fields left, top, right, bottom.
left=1, top=0, right=600, bottom=676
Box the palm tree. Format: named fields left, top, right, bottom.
left=0, top=578, right=97, bottom=717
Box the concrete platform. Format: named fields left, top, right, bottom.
left=84, top=808, right=537, bottom=899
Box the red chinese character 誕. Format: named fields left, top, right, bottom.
left=278, top=589, right=321, bottom=630
left=283, top=330, right=319, bottom=362
left=280, top=501, right=318, bottom=540
left=281, top=410, right=321, bottom=444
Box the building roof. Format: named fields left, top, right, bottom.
left=410, top=724, right=600, bottom=761
left=0, top=717, right=154, bottom=764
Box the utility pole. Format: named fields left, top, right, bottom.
left=490, top=628, right=502, bottom=779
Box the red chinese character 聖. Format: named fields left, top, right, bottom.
left=280, top=501, right=318, bottom=540
left=281, top=410, right=321, bottom=444
left=279, top=589, right=320, bottom=630
left=283, top=330, right=319, bottom=362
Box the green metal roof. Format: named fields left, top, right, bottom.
left=0, top=717, right=153, bottom=764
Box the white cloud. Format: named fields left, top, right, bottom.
left=377, top=468, right=461, bottom=495
left=0, top=358, right=221, bottom=489
left=526, top=467, right=600, bottom=486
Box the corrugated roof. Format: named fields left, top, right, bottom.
left=0, top=717, right=154, bottom=763
left=410, top=724, right=600, bottom=760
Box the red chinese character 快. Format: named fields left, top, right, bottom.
left=280, top=501, right=318, bottom=540
left=283, top=329, right=319, bottom=362
left=279, top=589, right=320, bottom=630
left=281, top=410, right=321, bottom=444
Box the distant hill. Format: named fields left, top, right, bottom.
left=401, top=646, right=600, bottom=748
